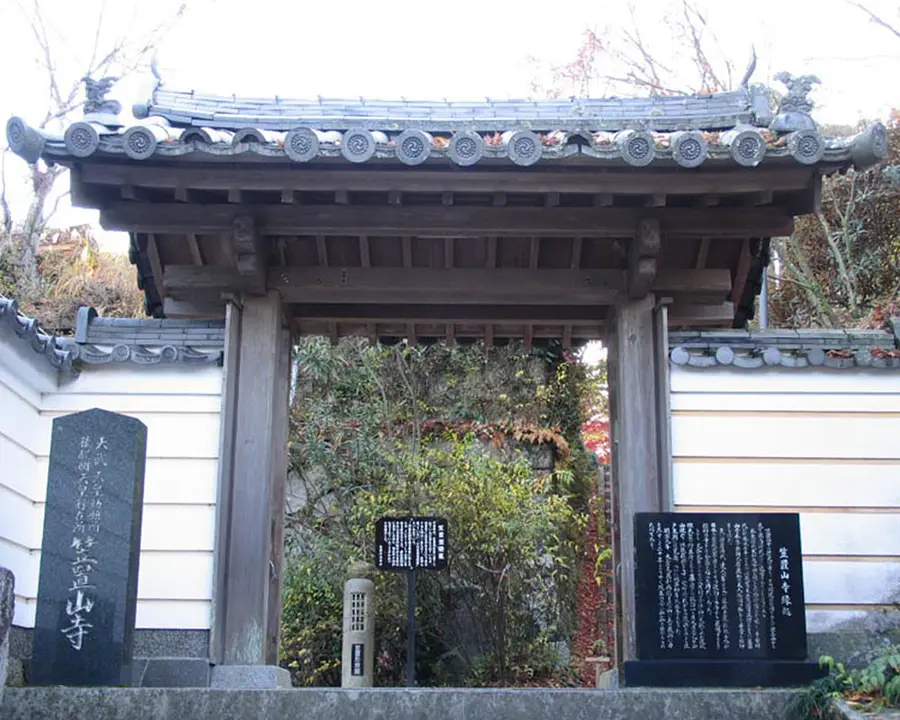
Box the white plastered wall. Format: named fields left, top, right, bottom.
left=670, top=365, right=900, bottom=634
left=0, top=341, right=223, bottom=631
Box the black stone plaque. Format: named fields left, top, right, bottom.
left=31, top=409, right=147, bottom=687
left=375, top=517, right=448, bottom=571
left=623, top=512, right=825, bottom=688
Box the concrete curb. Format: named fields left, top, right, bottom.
left=1, top=687, right=805, bottom=720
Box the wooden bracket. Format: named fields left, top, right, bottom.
left=233, top=214, right=266, bottom=295
left=628, top=218, right=661, bottom=298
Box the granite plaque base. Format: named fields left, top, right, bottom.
left=623, top=659, right=827, bottom=688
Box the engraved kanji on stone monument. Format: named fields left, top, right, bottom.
left=31, top=409, right=147, bottom=686
left=634, top=512, right=808, bottom=661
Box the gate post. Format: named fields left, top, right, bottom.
left=607, top=295, right=672, bottom=673
left=210, top=292, right=291, bottom=687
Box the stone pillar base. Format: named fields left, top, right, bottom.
left=210, top=665, right=291, bottom=689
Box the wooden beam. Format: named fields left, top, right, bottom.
left=407, top=322, right=417, bottom=345
left=401, top=236, right=412, bottom=268
left=269, top=267, right=626, bottom=305
left=667, top=301, right=734, bottom=325
left=164, top=265, right=731, bottom=305
left=694, top=238, right=710, bottom=269
left=486, top=237, right=497, bottom=268
left=359, top=236, right=370, bottom=268
left=484, top=324, right=493, bottom=347
left=101, top=203, right=795, bottom=238
left=315, top=235, right=328, bottom=267
left=524, top=324, right=534, bottom=350
left=732, top=238, right=752, bottom=309
left=628, top=218, right=660, bottom=298
left=444, top=238, right=454, bottom=269
left=571, top=237, right=583, bottom=270
left=146, top=233, right=164, bottom=287
left=529, top=237, right=540, bottom=270
left=162, top=297, right=225, bottom=319
left=562, top=325, right=572, bottom=349
left=292, top=304, right=610, bottom=324
left=82, top=164, right=816, bottom=196
left=187, top=233, right=204, bottom=265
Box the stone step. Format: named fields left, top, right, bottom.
left=0, top=687, right=806, bottom=720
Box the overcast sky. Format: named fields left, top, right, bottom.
left=2, top=0, right=899, bottom=255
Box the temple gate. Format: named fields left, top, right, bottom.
left=6, top=71, right=887, bottom=683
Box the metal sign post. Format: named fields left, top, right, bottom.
left=375, top=516, right=448, bottom=687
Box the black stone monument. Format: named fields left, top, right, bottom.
left=31, top=409, right=147, bottom=687
left=623, top=512, right=827, bottom=687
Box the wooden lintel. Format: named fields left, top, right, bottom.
left=270, top=267, right=626, bottom=306
left=101, top=203, right=795, bottom=238
left=164, top=265, right=731, bottom=305
left=82, top=164, right=817, bottom=197
left=291, top=303, right=611, bottom=324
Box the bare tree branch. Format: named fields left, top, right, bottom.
left=846, top=0, right=900, bottom=39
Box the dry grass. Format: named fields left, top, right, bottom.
left=0, top=225, right=144, bottom=334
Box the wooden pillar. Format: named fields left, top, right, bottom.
left=607, top=294, right=672, bottom=669
left=210, top=292, right=289, bottom=666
